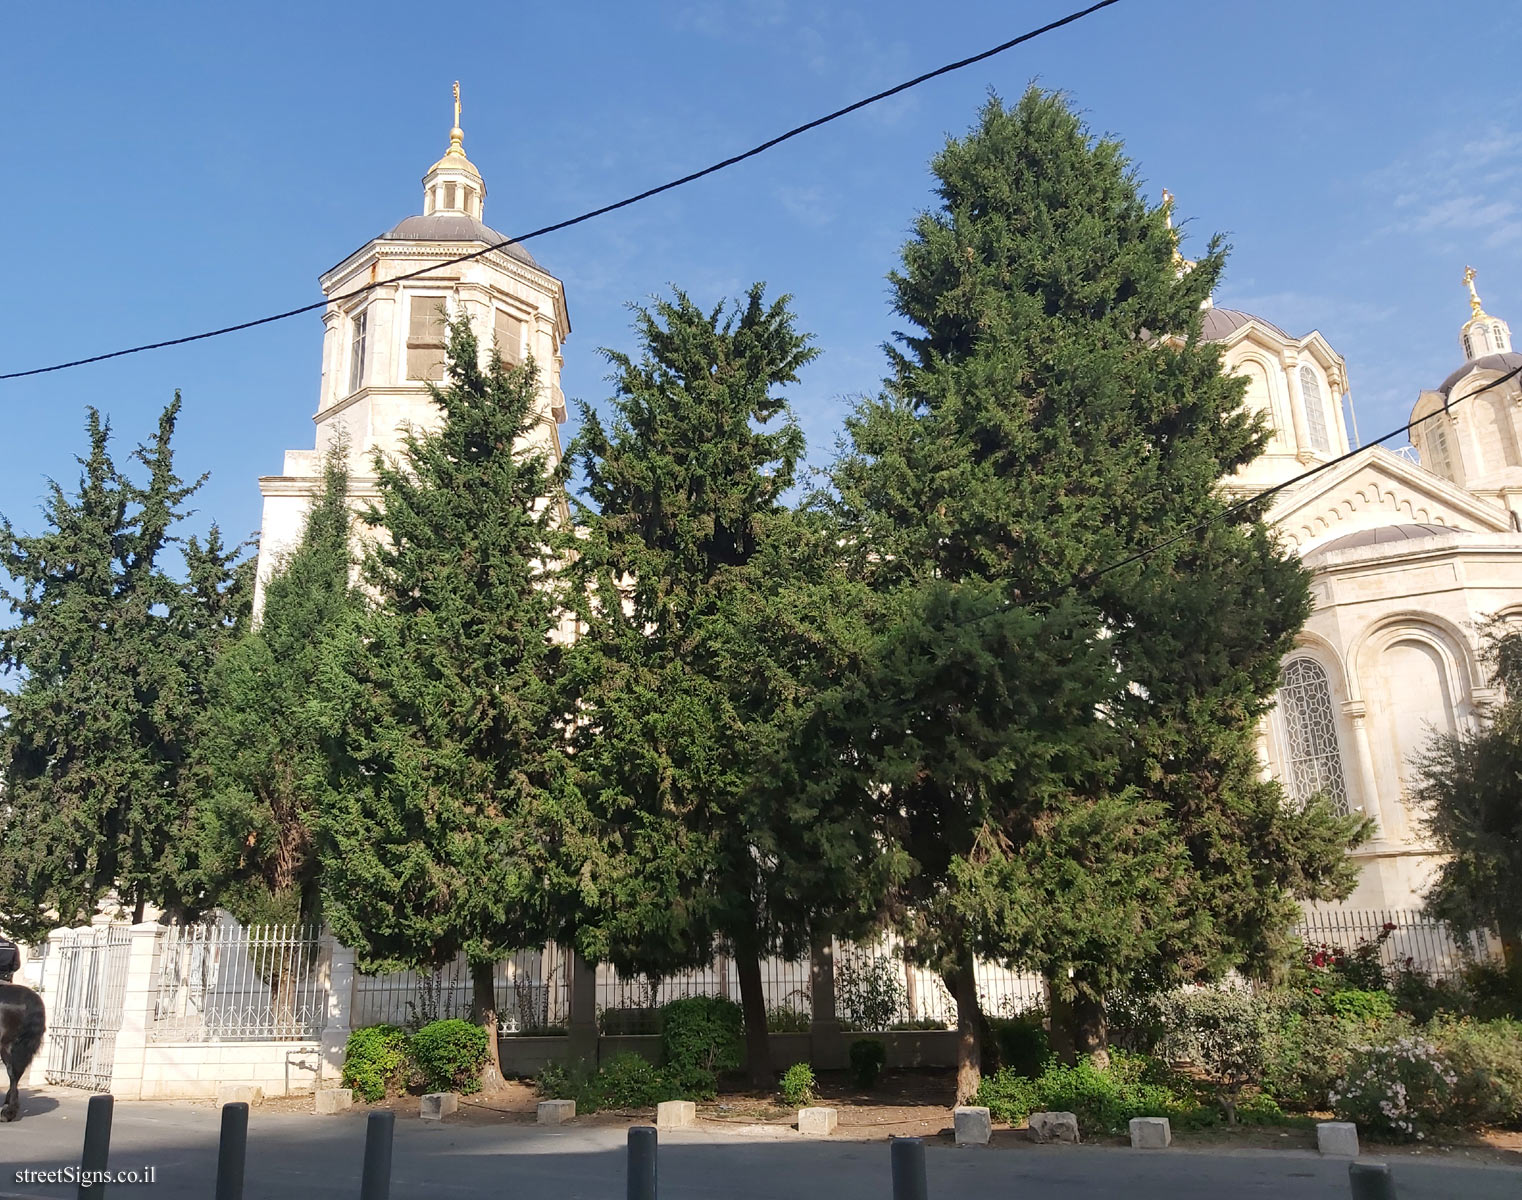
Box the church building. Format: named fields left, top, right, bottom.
left=254, top=86, right=570, bottom=608
left=256, top=99, right=1522, bottom=915
left=1209, top=269, right=1522, bottom=909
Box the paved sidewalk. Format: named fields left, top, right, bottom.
left=2, top=1090, right=1519, bottom=1199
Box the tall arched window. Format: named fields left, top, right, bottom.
left=1300, top=365, right=1331, bottom=453
left=1426, top=421, right=1455, bottom=479
left=1277, top=657, right=1349, bottom=814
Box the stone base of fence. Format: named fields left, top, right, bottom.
left=494, top=1028, right=962, bottom=1076
left=136, top=1041, right=324, bottom=1100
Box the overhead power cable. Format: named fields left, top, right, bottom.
left=1, top=0, right=1125, bottom=382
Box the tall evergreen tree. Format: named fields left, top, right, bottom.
left=833, top=90, right=1365, bottom=1096
left=192, top=445, right=357, bottom=925
left=1414, top=618, right=1522, bottom=991
left=0, top=396, right=245, bottom=933
left=315, top=320, right=589, bottom=1085
left=568, top=286, right=898, bottom=1085
left=1, top=411, right=139, bottom=937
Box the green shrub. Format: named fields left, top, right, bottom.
left=975, top=1052, right=1188, bottom=1134
left=975, top=1067, right=1041, bottom=1123
left=990, top=1010, right=1050, bottom=1078
left=888, top=1017, right=946, bottom=1031
left=1106, top=991, right=1164, bottom=1054
left=1233, top=1091, right=1288, bottom=1125
left=342, top=1024, right=410, bottom=1103
left=1327, top=989, right=1396, bottom=1025
left=1464, top=962, right=1522, bottom=1021
left=1432, top=1017, right=1522, bottom=1129
left=780, top=1062, right=817, bottom=1107
left=1154, top=988, right=1273, bottom=1121
left=835, top=953, right=906, bottom=1031
left=661, top=996, right=743, bottom=1095
left=849, top=1039, right=887, bottom=1089
left=410, top=1018, right=489, bottom=1095
left=590, top=1052, right=677, bottom=1110
left=1331, top=1037, right=1457, bottom=1141
left=534, top=1062, right=577, bottom=1100
left=767, top=1007, right=811, bottom=1033
left=1390, top=966, right=1469, bottom=1024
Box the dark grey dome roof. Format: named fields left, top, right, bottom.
left=1200, top=307, right=1291, bottom=342
left=1309, top=523, right=1460, bottom=558
left=1438, top=351, right=1522, bottom=397
left=382, top=212, right=538, bottom=268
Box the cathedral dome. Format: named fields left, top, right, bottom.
left=1438, top=351, right=1522, bottom=397
left=382, top=212, right=538, bottom=268
left=1200, top=307, right=1290, bottom=342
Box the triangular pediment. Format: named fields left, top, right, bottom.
left=1267, top=447, right=1512, bottom=554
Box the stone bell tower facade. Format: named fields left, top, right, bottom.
left=255, top=84, right=571, bottom=609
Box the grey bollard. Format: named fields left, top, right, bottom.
left=891, top=1136, right=929, bottom=1200
left=627, top=1125, right=658, bottom=1200
left=360, top=1109, right=395, bottom=1200
left=215, top=1101, right=249, bottom=1200
left=77, top=1094, right=113, bottom=1200
left=1349, top=1161, right=1397, bottom=1200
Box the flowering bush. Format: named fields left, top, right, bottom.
left=1330, top=1037, right=1457, bottom=1141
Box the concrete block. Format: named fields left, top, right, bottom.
left=656, top=1100, right=696, bottom=1130
left=216, top=1084, right=264, bottom=1108
left=1027, top=1110, right=1080, bottom=1144
left=420, top=1092, right=459, bottom=1121
left=953, top=1105, right=991, bottom=1146
left=537, top=1099, right=576, bottom=1125
left=1128, top=1117, right=1171, bottom=1148
left=315, top=1088, right=353, bottom=1115
left=798, top=1107, right=838, bottom=1136
left=1317, top=1121, right=1359, bottom=1157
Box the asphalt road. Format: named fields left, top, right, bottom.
left=1, top=1090, right=1519, bottom=1200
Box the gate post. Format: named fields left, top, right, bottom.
left=809, top=937, right=846, bottom=1070
left=567, top=951, right=598, bottom=1071
left=319, top=934, right=356, bottom=1087
left=107, top=924, right=163, bottom=1101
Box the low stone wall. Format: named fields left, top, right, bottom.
left=495, top=1029, right=957, bottom=1076
left=137, top=1041, right=324, bottom=1100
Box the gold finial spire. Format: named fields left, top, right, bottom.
left=1464, top=265, right=1486, bottom=318
left=448, top=81, right=465, bottom=156
left=1161, top=188, right=1184, bottom=266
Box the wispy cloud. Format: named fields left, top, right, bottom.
left=1371, top=126, right=1522, bottom=249
left=776, top=183, right=836, bottom=228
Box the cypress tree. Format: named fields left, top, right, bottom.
left=191, top=445, right=357, bottom=925
left=0, top=398, right=244, bottom=934
left=833, top=89, right=1365, bottom=1096
left=315, top=319, right=588, bottom=1085
left=568, top=285, right=897, bottom=1086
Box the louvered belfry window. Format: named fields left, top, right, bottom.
left=407, top=296, right=448, bottom=381
left=1278, top=657, right=1349, bottom=813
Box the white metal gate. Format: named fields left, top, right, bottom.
left=44, top=926, right=131, bottom=1090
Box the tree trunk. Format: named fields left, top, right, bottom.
left=132, top=895, right=146, bottom=924
left=733, top=934, right=773, bottom=1091
left=948, top=949, right=984, bottom=1105
left=470, top=960, right=504, bottom=1090
left=1070, top=977, right=1109, bottom=1070
left=1046, top=973, right=1076, bottom=1064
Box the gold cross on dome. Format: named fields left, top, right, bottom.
left=1464, top=265, right=1484, bottom=316
left=453, top=81, right=461, bottom=130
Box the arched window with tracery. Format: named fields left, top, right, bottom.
left=1277, top=657, right=1349, bottom=814
left=1300, top=365, right=1331, bottom=453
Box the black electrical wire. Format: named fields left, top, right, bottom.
left=0, top=0, right=1124, bottom=382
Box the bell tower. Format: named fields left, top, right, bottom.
left=254, top=84, right=571, bottom=612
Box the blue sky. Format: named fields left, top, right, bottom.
left=2, top=0, right=1520, bottom=552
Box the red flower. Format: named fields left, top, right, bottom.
left=1381, top=922, right=1397, bottom=932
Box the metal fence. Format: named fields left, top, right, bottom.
left=1293, top=907, right=1497, bottom=981
left=594, top=953, right=813, bottom=1032
left=353, top=946, right=570, bottom=1033
left=44, top=925, right=132, bottom=1089
left=151, top=920, right=329, bottom=1042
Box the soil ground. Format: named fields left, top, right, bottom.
left=256, top=1066, right=1522, bottom=1167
